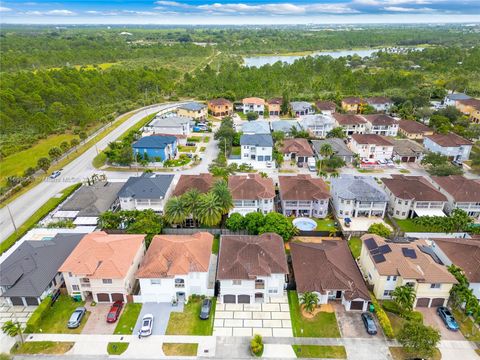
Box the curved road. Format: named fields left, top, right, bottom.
left=0, top=102, right=188, bottom=243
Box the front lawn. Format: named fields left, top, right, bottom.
left=11, top=341, right=74, bottom=355
left=453, top=309, right=480, bottom=341
left=186, top=136, right=202, bottom=142
left=389, top=347, right=441, bottom=360
left=166, top=296, right=216, bottom=335
left=394, top=218, right=442, bottom=233
left=314, top=218, right=337, bottom=231
left=178, top=145, right=197, bottom=153
left=162, top=343, right=198, bottom=356
left=348, top=237, right=362, bottom=259
left=287, top=291, right=340, bottom=338
left=292, top=345, right=347, bottom=359
left=386, top=312, right=406, bottom=338
left=114, top=303, right=142, bottom=335
left=107, top=342, right=129, bottom=355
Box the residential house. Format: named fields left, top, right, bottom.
left=59, top=232, right=146, bottom=303
left=55, top=181, right=122, bottom=226
left=0, top=234, right=83, bottom=306
left=362, top=114, right=399, bottom=137
left=298, top=114, right=335, bottom=137
left=242, top=97, right=265, bottom=115
left=241, top=120, right=271, bottom=135
left=267, top=98, right=282, bottom=116
left=177, top=102, right=207, bottom=121
left=291, top=239, right=370, bottom=311
left=430, top=175, right=480, bottom=220
left=382, top=175, right=447, bottom=220
left=349, top=134, right=394, bottom=162
left=279, top=175, right=330, bottom=218
left=390, top=139, right=425, bottom=163
left=208, top=98, right=233, bottom=118
left=228, top=174, right=275, bottom=215
left=311, top=139, right=355, bottom=163
left=331, top=175, right=389, bottom=218
left=217, top=233, right=288, bottom=304
left=135, top=232, right=214, bottom=303
left=359, top=234, right=456, bottom=307
left=315, top=100, right=336, bottom=115
left=280, top=138, right=314, bottom=164
left=270, top=120, right=301, bottom=136
left=471, top=109, right=480, bottom=124
left=290, top=101, right=313, bottom=117
left=444, top=92, right=470, bottom=107
left=341, top=97, right=364, bottom=113
left=144, top=115, right=192, bottom=136
left=365, top=97, right=394, bottom=112
left=118, top=173, right=174, bottom=213
left=132, top=135, right=177, bottom=162
left=423, top=133, right=472, bottom=162
left=172, top=173, right=215, bottom=197
left=239, top=134, right=274, bottom=169
left=456, top=98, right=480, bottom=116
left=398, top=120, right=433, bottom=140
left=333, top=113, right=367, bottom=135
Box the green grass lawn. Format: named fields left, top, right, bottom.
left=314, top=218, right=337, bottom=231
left=0, top=183, right=81, bottom=255
left=178, top=145, right=197, bottom=153
left=287, top=291, right=341, bottom=338
left=348, top=237, right=362, bottom=259
left=166, top=297, right=216, bottom=335
left=107, top=342, right=129, bottom=355
left=200, top=146, right=206, bottom=152
left=203, top=136, right=210, bottom=143
left=187, top=136, right=202, bottom=142
left=231, top=146, right=241, bottom=156
left=212, top=236, right=220, bottom=254
left=394, top=218, right=442, bottom=233
left=453, top=309, right=480, bottom=341
left=114, top=303, right=142, bottom=335
left=389, top=347, right=441, bottom=360
left=292, top=345, right=347, bottom=359
left=28, top=295, right=89, bottom=334
left=11, top=341, right=74, bottom=355
left=386, top=312, right=406, bottom=338
left=162, top=343, right=198, bottom=356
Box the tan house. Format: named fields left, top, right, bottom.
left=208, top=98, right=233, bottom=118
left=359, top=234, right=456, bottom=308
left=341, top=97, right=364, bottom=113
left=398, top=120, right=433, bottom=140
left=267, top=98, right=282, bottom=116
left=455, top=98, right=480, bottom=116
left=333, top=113, right=367, bottom=135
left=59, top=232, right=146, bottom=303
left=177, top=102, right=207, bottom=121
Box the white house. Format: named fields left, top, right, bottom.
left=217, top=233, right=288, bottom=304
left=135, top=233, right=214, bottom=303
left=228, top=174, right=275, bottom=215
left=333, top=113, right=367, bottom=135
left=423, top=133, right=472, bottom=162
left=362, top=114, right=399, bottom=137
left=444, top=93, right=471, bottom=107
left=144, top=115, right=192, bottom=136
left=236, top=134, right=274, bottom=169
left=298, top=114, right=335, bottom=137
left=242, top=97, right=265, bottom=115
left=349, top=134, right=394, bottom=162
left=365, top=97, right=394, bottom=112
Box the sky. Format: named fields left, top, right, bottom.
left=1, top=0, right=480, bottom=25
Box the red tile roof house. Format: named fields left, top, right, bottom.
left=333, top=113, right=367, bottom=135
left=279, top=175, right=330, bottom=218
left=135, top=232, right=214, bottom=303
left=280, top=138, right=314, bottom=165
left=59, top=232, right=146, bottom=303
left=423, top=133, right=472, bottom=163
left=291, top=239, right=370, bottom=311
left=216, top=233, right=288, bottom=304
left=208, top=98, right=233, bottom=118
left=398, top=120, right=433, bottom=140
left=228, top=174, right=275, bottom=216
left=315, top=100, right=336, bottom=115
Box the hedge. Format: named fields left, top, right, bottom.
left=382, top=300, right=423, bottom=323
left=25, top=296, right=52, bottom=333
left=370, top=294, right=395, bottom=339
left=382, top=300, right=400, bottom=315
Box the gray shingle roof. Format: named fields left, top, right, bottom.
left=149, top=116, right=192, bottom=128
left=290, top=101, right=312, bottom=112
left=0, top=234, right=84, bottom=298
left=331, top=175, right=389, bottom=202
left=118, top=173, right=174, bottom=200
left=178, top=102, right=206, bottom=111
left=446, top=93, right=471, bottom=101
left=271, top=120, right=300, bottom=133
left=240, top=134, right=273, bottom=147
left=241, top=121, right=271, bottom=135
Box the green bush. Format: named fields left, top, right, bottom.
left=406, top=311, right=423, bottom=323
left=382, top=300, right=401, bottom=315
left=25, top=296, right=52, bottom=333
left=370, top=295, right=394, bottom=338
left=250, top=334, right=263, bottom=357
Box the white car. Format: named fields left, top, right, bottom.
left=49, top=170, right=61, bottom=179
left=138, top=314, right=153, bottom=337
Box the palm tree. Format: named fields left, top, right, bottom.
left=392, top=285, right=416, bottom=314
left=317, top=143, right=334, bottom=174
left=211, top=179, right=234, bottom=216
left=183, top=189, right=202, bottom=224
left=197, top=192, right=223, bottom=227
left=164, top=196, right=189, bottom=226
left=300, top=292, right=319, bottom=314
left=2, top=320, right=23, bottom=344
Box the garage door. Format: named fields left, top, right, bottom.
left=350, top=301, right=365, bottom=310
left=238, top=295, right=250, bottom=304
left=430, top=298, right=445, bottom=307
left=25, top=297, right=40, bottom=306
left=416, top=298, right=430, bottom=307
left=223, top=295, right=235, bottom=303
left=96, top=293, right=111, bottom=302
left=111, top=293, right=124, bottom=302
left=10, top=297, right=24, bottom=306
left=401, top=157, right=408, bottom=162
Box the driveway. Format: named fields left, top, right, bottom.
left=334, top=303, right=383, bottom=338
left=81, top=303, right=117, bottom=335
left=418, top=308, right=465, bottom=341
left=133, top=302, right=184, bottom=336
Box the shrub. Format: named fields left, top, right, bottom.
left=25, top=296, right=52, bottom=333
left=370, top=295, right=394, bottom=338
left=406, top=311, right=423, bottom=323
left=250, top=334, right=263, bottom=357
left=382, top=300, right=400, bottom=315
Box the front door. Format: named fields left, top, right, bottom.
left=335, top=291, right=342, bottom=299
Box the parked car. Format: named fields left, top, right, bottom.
left=199, top=299, right=212, bottom=320
left=106, top=301, right=123, bottom=323
left=139, top=314, right=154, bottom=337
left=361, top=312, right=378, bottom=335
left=451, top=160, right=463, bottom=167
left=186, top=142, right=196, bottom=147
left=437, top=306, right=459, bottom=331
left=67, top=307, right=87, bottom=329
left=49, top=170, right=61, bottom=179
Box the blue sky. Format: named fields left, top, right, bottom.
left=1, top=0, right=480, bottom=24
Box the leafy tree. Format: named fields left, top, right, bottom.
left=367, top=223, right=391, bottom=238
left=79, top=131, right=88, bottom=142
left=392, top=285, right=416, bottom=314
left=322, top=156, right=345, bottom=172
left=164, top=196, right=189, bottom=226
left=48, top=146, right=62, bottom=160
left=98, top=211, right=123, bottom=229
left=300, top=292, right=319, bottom=314
left=126, top=209, right=162, bottom=246
left=37, top=157, right=51, bottom=171
left=226, top=213, right=245, bottom=231
left=60, top=141, right=70, bottom=153
left=429, top=115, right=451, bottom=134
left=70, top=138, right=80, bottom=148
left=23, top=167, right=36, bottom=177
left=427, top=163, right=463, bottom=176
left=272, top=131, right=285, bottom=143
left=421, top=152, right=449, bottom=167
left=1, top=320, right=23, bottom=344
left=259, top=212, right=298, bottom=241
left=197, top=192, right=223, bottom=227
left=246, top=112, right=259, bottom=121
left=397, top=321, right=440, bottom=359
left=326, top=127, right=346, bottom=139
left=244, top=212, right=266, bottom=234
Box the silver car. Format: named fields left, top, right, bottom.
left=67, top=307, right=86, bottom=329
left=138, top=314, right=154, bottom=337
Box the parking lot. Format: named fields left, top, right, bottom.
left=133, top=302, right=184, bottom=336
left=418, top=307, right=466, bottom=341
left=334, top=303, right=383, bottom=338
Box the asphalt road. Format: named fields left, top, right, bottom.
left=0, top=102, right=186, bottom=243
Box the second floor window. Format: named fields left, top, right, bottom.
left=72, top=285, right=80, bottom=291
left=430, top=283, right=441, bottom=289
left=102, top=279, right=113, bottom=284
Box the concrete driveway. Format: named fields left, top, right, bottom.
left=334, top=303, right=383, bottom=338
left=81, top=303, right=117, bottom=335
left=133, top=302, right=184, bottom=336
left=418, top=308, right=465, bottom=341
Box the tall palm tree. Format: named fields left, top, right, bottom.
left=317, top=143, right=334, bottom=174
left=2, top=320, right=23, bottom=344
left=164, top=196, right=189, bottom=226
left=197, top=192, right=223, bottom=227
left=392, top=285, right=416, bottom=314
left=211, top=179, right=234, bottom=216
left=183, top=189, right=202, bottom=224
left=300, top=292, right=319, bottom=314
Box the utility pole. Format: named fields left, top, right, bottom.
left=7, top=205, right=17, bottom=232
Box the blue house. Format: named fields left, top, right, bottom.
left=132, top=135, right=177, bottom=162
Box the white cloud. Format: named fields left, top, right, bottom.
left=383, top=6, right=434, bottom=12
left=22, top=9, right=76, bottom=16
left=197, top=2, right=356, bottom=15
left=155, top=1, right=192, bottom=8
left=0, top=6, right=12, bottom=12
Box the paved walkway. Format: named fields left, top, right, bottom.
left=0, top=303, right=36, bottom=327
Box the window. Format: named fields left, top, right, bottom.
left=102, top=279, right=113, bottom=284
left=150, top=279, right=161, bottom=285
left=383, top=290, right=393, bottom=297
left=72, top=285, right=80, bottom=291
left=268, top=289, right=278, bottom=294
left=264, top=199, right=269, bottom=204
left=401, top=212, right=406, bottom=216
left=232, top=280, right=242, bottom=285
left=68, top=272, right=72, bottom=277
left=395, top=210, right=399, bottom=215
left=430, top=283, right=441, bottom=289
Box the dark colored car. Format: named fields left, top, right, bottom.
left=437, top=306, right=459, bottom=331
left=361, top=312, right=378, bottom=335
left=67, top=307, right=86, bottom=329
left=199, top=299, right=212, bottom=320
left=107, top=301, right=123, bottom=323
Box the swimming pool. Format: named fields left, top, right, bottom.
left=292, top=217, right=317, bottom=231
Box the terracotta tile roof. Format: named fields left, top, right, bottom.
left=291, top=240, right=369, bottom=301
left=315, top=101, right=336, bottom=111
left=333, top=113, right=367, bottom=125
left=217, top=233, right=288, bottom=280
left=228, top=174, right=275, bottom=200
left=398, top=120, right=431, bottom=134
left=279, top=175, right=329, bottom=201
left=342, top=97, right=363, bottom=104
left=425, top=133, right=472, bottom=147
left=382, top=175, right=447, bottom=202
left=432, top=238, right=480, bottom=283
left=280, top=138, right=314, bottom=157
left=366, top=97, right=393, bottom=104
left=267, top=97, right=283, bottom=105
left=431, top=175, right=480, bottom=202
left=351, top=134, right=393, bottom=146
left=361, top=234, right=456, bottom=284
left=242, top=97, right=265, bottom=105
left=457, top=98, right=480, bottom=110
left=136, top=232, right=213, bottom=278
left=362, top=114, right=396, bottom=126
left=59, top=232, right=145, bottom=279
left=208, top=98, right=232, bottom=106
left=172, top=174, right=215, bottom=197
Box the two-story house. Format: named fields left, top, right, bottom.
left=208, top=98, right=233, bottom=118
left=298, top=114, right=335, bottom=137
left=456, top=98, right=480, bottom=116
left=341, top=97, right=364, bottom=113
left=359, top=234, right=456, bottom=308
left=59, top=232, right=146, bottom=303
left=267, top=98, right=282, bottom=116
left=365, top=97, right=394, bottom=112
left=228, top=174, right=275, bottom=215
left=423, top=133, right=472, bottom=162
left=315, top=100, right=336, bottom=115
left=444, top=92, right=470, bottom=107
left=118, top=173, right=174, bottom=213
left=144, top=115, right=192, bottom=136
left=331, top=175, right=389, bottom=218
left=362, top=114, right=399, bottom=137
left=333, top=113, right=367, bottom=135
left=280, top=138, right=314, bottom=165
left=242, top=97, right=265, bottom=115
left=239, top=134, right=274, bottom=169
left=290, top=101, right=313, bottom=117
left=217, top=233, right=288, bottom=304
left=398, top=120, right=434, bottom=140
left=382, top=175, right=447, bottom=220
left=279, top=175, right=330, bottom=218
left=241, top=121, right=271, bottom=135
left=135, top=232, right=214, bottom=303
left=132, top=135, right=177, bottom=162
left=177, top=102, right=207, bottom=121
left=271, top=120, right=301, bottom=137
left=349, top=134, right=394, bottom=162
